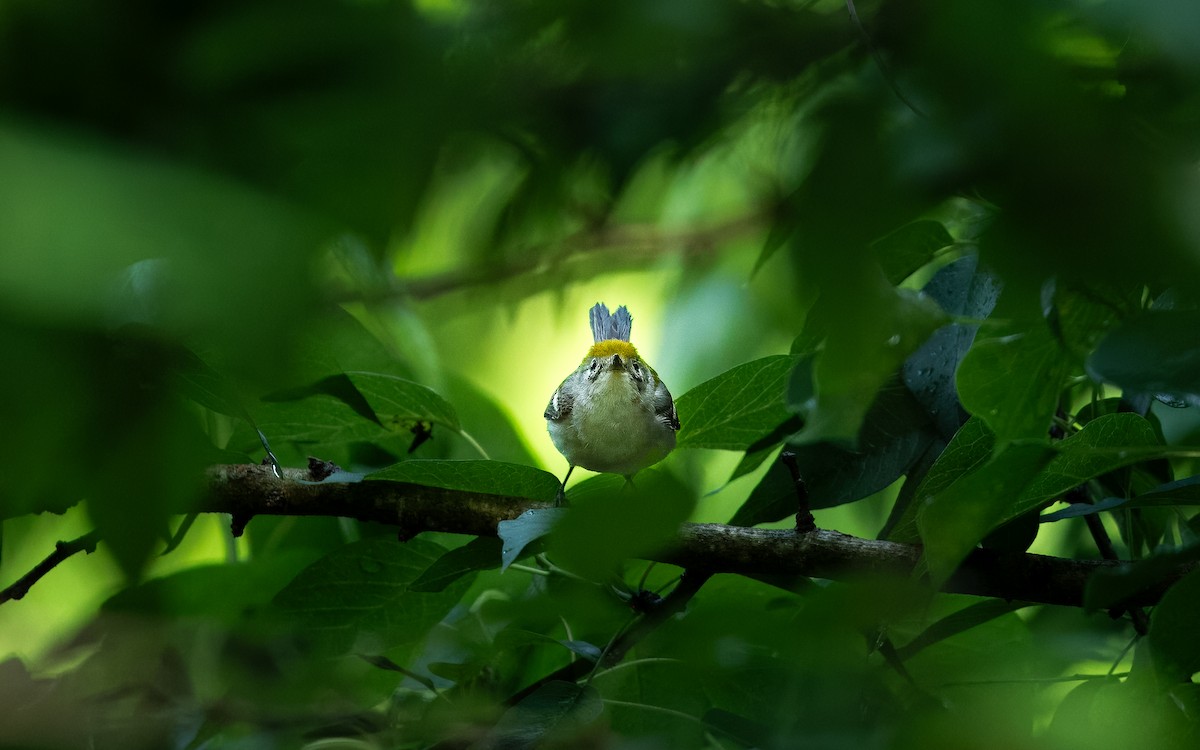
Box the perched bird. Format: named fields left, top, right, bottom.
left=545, top=303, right=679, bottom=498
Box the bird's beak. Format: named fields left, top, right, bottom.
left=611, top=354, right=623, bottom=369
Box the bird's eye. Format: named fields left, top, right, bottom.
left=589, top=359, right=599, bottom=371
left=631, top=361, right=643, bottom=380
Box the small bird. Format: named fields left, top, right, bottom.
left=545, top=303, right=679, bottom=498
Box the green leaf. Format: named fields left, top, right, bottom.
left=957, top=323, right=1071, bottom=443
left=489, top=681, right=602, bottom=750
left=729, top=458, right=793, bottom=527
left=730, top=372, right=935, bottom=527
left=895, top=600, right=1031, bottom=661
left=409, top=537, right=503, bottom=593
left=676, top=355, right=797, bottom=450
left=168, top=341, right=253, bottom=421
left=346, top=371, right=461, bottom=432
left=239, top=393, right=389, bottom=447
left=887, top=417, right=995, bottom=543
left=798, top=282, right=948, bottom=444
left=1010, top=413, right=1163, bottom=520
left=918, top=442, right=1055, bottom=586
left=786, top=374, right=936, bottom=508
left=498, top=508, right=568, bottom=571
left=368, top=460, right=560, bottom=501
left=902, top=255, right=1000, bottom=439
left=272, top=537, right=470, bottom=656
left=1148, top=568, right=1200, bottom=680
left=1087, top=310, right=1200, bottom=399
left=104, top=554, right=314, bottom=621
left=871, top=219, right=954, bottom=285
left=549, top=471, right=695, bottom=580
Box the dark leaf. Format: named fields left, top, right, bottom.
left=902, top=254, right=1000, bottom=439
left=895, top=600, right=1031, bottom=661
left=1087, top=310, right=1200, bottom=399
left=409, top=537, right=503, bottom=593
left=871, top=219, right=954, bottom=285
left=489, top=681, right=602, bottom=750
left=1148, top=568, right=1200, bottom=680
left=272, top=537, right=470, bottom=656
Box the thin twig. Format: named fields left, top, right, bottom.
left=0, top=530, right=102, bottom=605
left=505, top=569, right=714, bottom=706
left=781, top=451, right=816, bottom=533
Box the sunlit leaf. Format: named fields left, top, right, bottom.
left=676, top=356, right=797, bottom=450
left=347, top=371, right=461, bottom=432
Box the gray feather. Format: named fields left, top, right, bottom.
left=589, top=303, right=633, bottom=342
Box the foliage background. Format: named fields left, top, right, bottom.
left=2, top=0, right=1200, bottom=748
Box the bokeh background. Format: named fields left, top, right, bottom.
left=2, top=1, right=1200, bottom=747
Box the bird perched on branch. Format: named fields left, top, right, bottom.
left=545, top=303, right=679, bottom=500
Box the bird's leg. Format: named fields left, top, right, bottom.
left=555, top=465, right=576, bottom=506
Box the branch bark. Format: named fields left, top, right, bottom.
left=204, top=464, right=1193, bottom=609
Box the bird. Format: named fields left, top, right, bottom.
left=544, top=303, right=679, bottom=501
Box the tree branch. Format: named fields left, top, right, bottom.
left=0, top=530, right=101, bottom=605
left=202, top=464, right=1197, bottom=609
left=335, top=211, right=768, bottom=303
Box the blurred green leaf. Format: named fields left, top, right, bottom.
left=787, top=375, right=936, bottom=506
left=957, top=324, right=1070, bottom=443
left=728, top=459, right=793, bottom=527
left=887, top=417, right=995, bottom=543
left=368, top=460, right=560, bottom=502
left=1087, top=310, right=1200, bottom=400
left=549, top=471, right=694, bottom=580
left=918, top=442, right=1055, bottom=586
left=1085, top=543, right=1200, bottom=612
left=272, top=537, right=470, bottom=656
left=489, top=681, right=602, bottom=750
left=676, top=355, right=797, bottom=450
left=895, top=600, right=1030, bottom=661
left=104, top=554, right=315, bottom=622
left=702, top=708, right=773, bottom=748
left=871, top=219, right=955, bottom=285
left=798, top=281, right=948, bottom=444
left=1148, top=568, right=1200, bottom=681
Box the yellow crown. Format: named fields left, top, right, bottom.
left=585, top=339, right=640, bottom=362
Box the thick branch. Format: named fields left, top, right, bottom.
left=205, top=464, right=1193, bottom=609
